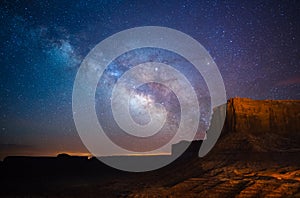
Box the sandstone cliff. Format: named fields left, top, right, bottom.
left=172, top=98, right=300, bottom=155
left=226, top=98, right=300, bottom=135
left=219, top=98, right=300, bottom=152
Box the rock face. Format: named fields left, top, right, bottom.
left=226, top=98, right=300, bottom=135
left=219, top=98, right=300, bottom=152
left=173, top=98, right=300, bottom=155
left=171, top=140, right=202, bottom=158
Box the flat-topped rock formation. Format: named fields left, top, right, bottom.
left=217, top=98, right=300, bottom=153
left=226, top=98, right=300, bottom=135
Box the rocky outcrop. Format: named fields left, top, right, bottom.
left=172, top=98, right=300, bottom=154
left=226, top=98, right=300, bottom=135
left=171, top=140, right=202, bottom=158
left=219, top=98, right=300, bottom=152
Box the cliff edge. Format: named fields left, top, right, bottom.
left=217, top=98, right=300, bottom=152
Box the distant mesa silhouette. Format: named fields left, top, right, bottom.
left=57, top=153, right=71, bottom=158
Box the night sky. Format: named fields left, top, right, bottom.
left=0, top=0, right=299, bottom=158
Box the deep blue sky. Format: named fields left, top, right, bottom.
left=0, top=0, right=299, bottom=158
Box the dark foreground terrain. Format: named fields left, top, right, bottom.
left=0, top=143, right=299, bottom=197
left=0, top=98, right=299, bottom=197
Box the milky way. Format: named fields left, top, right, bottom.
left=94, top=48, right=211, bottom=152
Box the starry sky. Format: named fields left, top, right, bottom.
left=0, top=0, right=299, bottom=158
